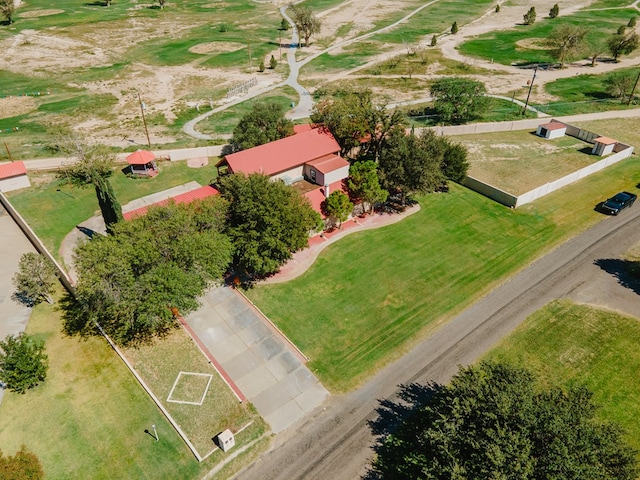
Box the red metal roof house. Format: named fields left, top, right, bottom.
left=216, top=127, right=350, bottom=186
left=0, top=161, right=30, bottom=192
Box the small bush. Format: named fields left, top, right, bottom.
left=451, top=21, right=458, bottom=34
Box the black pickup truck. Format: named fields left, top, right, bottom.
left=601, top=191, right=637, bottom=215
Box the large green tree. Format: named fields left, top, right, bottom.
left=604, top=71, right=637, bottom=99
left=322, top=190, right=353, bottom=229
left=378, top=129, right=448, bottom=204
left=441, top=138, right=469, bottom=183
left=58, top=140, right=123, bottom=234
left=546, top=24, right=587, bottom=68
left=231, top=101, right=294, bottom=151
left=430, top=77, right=488, bottom=125
left=289, top=4, right=321, bottom=47
left=219, top=173, right=321, bottom=277
left=12, top=253, right=56, bottom=307
left=0, top=334, right=48, bottom=394
left=608, top=32, right=639, bottom=61
left=68, top=197, right=232, bottom=344
left=311, top=90, right=404, bottom=159
left=370, top=361, right=638, bottom=480
left=0, top=446, right=44, bottom=480
left=347, top=160, right=388, bottom=214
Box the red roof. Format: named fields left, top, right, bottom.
left=0, top=161, right=27, bottom=179
left=293, top=124, right=314, bottom=134
left=303, top=180, right=348, bottom=217
left=126, top=150, right=156, bottom=165
left=594, top=136, right=617, bottom=145
left=306, top=154, right=350, bottom=175
left=123, top=185, right=219, bottom=220
left=220, top=128, right=341, bottom=176
left=540, top=122, right=566, bottom=131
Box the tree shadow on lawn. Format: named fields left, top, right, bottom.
left=594, top=258, right=640, bottom=296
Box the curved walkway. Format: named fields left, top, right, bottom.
left=263, top=205, right=421, bottom=284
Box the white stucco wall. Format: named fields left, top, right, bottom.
left=271, top=166, right=305, bottom=184
left=0, top=175, right=30, bottom=192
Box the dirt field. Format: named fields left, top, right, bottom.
left=0, top=0, right=638, bottom=148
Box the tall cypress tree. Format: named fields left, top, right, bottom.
left=94, top=174, right=124, bottom=234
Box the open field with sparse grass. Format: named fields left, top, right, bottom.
left=483, top=300, right=640, bottom=452
left=246, top=156, right=640, bottom=392
left=0, top=290, right=269, bottom=479
left=123, top=329, right=267, bottom=459
left=198, top=87, right=299, bottom=136
left=456, top=129, right=602, bottom=195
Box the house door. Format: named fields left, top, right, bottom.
left=310, top=168, right=316, bottom=183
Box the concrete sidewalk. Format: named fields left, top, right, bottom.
left=0, top=204, right=37, bottom=404
left=184, top=287, right=329, bottom=433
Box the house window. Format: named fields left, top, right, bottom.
left=310, top=168, right=316, bottom=182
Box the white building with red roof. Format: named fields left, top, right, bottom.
left=0, top=161, right=30, bottom=192
left=216, top=127, right=351, bottom=216
left=592, top=136, right=617, bottom=156
left=217, top=127, right=350, bottom=186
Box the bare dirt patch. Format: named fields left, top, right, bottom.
left=515, top=38, right=549, bottom=51
left=19, top=9, right=64, bottom=18
left=0, top=96, right=38, bottom=119
left=188, top=42, right=244, bottom=54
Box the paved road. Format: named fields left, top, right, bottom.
left=237, top=205, right=640, bottom=479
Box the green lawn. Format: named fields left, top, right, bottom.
left=123, top=330, right=267, bottom=458
left=0, top=296, right=206, bottom=479
left=6, top=161, right=218, bottom=258
left=459, top=8, right=639, bottom=66
left=539, top=67, right=640, bottom=116
left=483, top=300, right=640, bottom=451
left=246, top=157, right=640, bottom=392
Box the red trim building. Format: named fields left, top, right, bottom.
left=216, top=127, right=350, bottom=215
left=0, top=161, right=30, bottom=192
left=123, top=185, right=219, bottom=220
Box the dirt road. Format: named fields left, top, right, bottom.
left=236, top=204, right=640, bottom=479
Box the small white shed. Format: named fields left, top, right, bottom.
left=592, top=136, right=617, bottom=156
left=216, top=429, right=235, bottom=452
left=536, top=122, right=567, bottom=139
left=0, top=161, right=30, bottom=192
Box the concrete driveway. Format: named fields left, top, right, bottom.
left=0, top=204, right=36, bottom=402
left=184, top=287, right=328, bottom=433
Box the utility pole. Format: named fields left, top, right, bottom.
left=3, top=142, right=13, bottom=161
left=522, top=65, right=538, bottom=115
left=137, top=92, right=151, bottom=148
left=248, top=42, right=252, bottom=72
left=626, top=70, right=640, bottom=106
left=279, top=30, right=282, bottom=61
